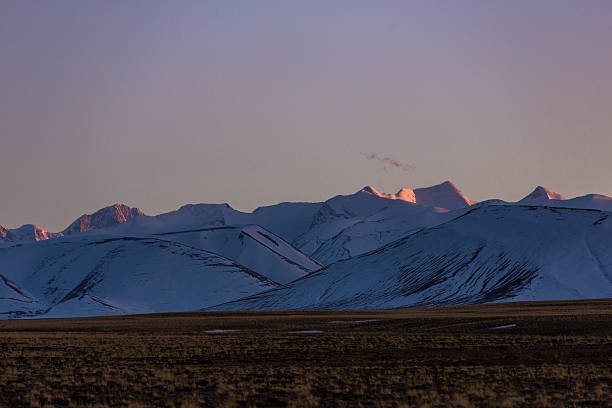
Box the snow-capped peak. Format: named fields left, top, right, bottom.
left=3, top=224, right=61, bottom=243
left=357, top=186, right=416, bottom=203
left=520, top=186, right=565, bottom=202
left=0, top=225, right=9, bottom=240
left=359, top=185, right=381, bottom=195
left=62, top=203, right=145, bottom=235
left=413, top=180, right=474, bottom=210
left=395, top=188, right=417, bottom=202
left=356, top=181, right=474, bottom=209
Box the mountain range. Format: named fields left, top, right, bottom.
left=1, top=181, right=611, bottom=318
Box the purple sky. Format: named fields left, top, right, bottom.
left=1, top=1, right=612, bottom=231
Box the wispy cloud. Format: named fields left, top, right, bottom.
left=364, top=153, right=416, bottom=172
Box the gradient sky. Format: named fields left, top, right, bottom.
left=1, top=1, right=612, bottom=231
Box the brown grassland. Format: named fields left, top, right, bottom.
left=0, top=299, right=611, bottom=407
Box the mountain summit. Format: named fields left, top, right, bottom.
left=62, top=204, right=145, bottom=235
left=0, top=224, right=61, bottom=243
left=413, top=181, right=474, bottom=210
left=357, top=181, right=473, bottom=210
left=358, top=186, right=416, bottom=203
left=520, top=186, right=565, bottom=202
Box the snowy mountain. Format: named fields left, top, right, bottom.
left=413, top=180, right=475, bottom=210
left=0, top=224, right=62, bottom=246
left=79, top=183, right=475, bottom=266
left=96, top=189, right=464, bottom=267
left=62, top=204, right=322, bottom=282
left=562, top=194, right=612, bottom=212
left=214, top=205, right=612, bottom=311
left=358, top=185, right=417, bottom=202
left=289, top=185, right=466, bottom=264
left=520, top=186, right=566, bottom=202
left=0, top=216, right=320, bottom=318
left=517, top=186, right=612, bottom=212
left=357, top=182, right=474, bottom=209
left=0, top=225, right=8, bottom=240
left=153, top=224, right=321, bottom=284
left=1, top=181, right=475, bottom=249
left=291, top=188, right=415, bottom=256
left=251, top=202, right=323, bottom=242
left=308, top=202, right=457, bottom=265
left=105, top=203, right=251, bottom=236
left=0, top=234, right=281, bottom=317
left=0, top=204, right=143, bottom=246
left=3, top=181, right=612, bottom=319
left=62, top=204, right=145, bottom=235
left=0, top=273, right=47, bottom=318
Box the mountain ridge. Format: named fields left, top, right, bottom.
left=520, top=186, right=565, bottom=202
left=6, top=181, right=612, bottom=244
left=3, top=181, right=612, bottom=319
left=212, top=204, right=612, bottom=311
left=62, top=204, right=145, bottom=235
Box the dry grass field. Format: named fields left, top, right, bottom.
left=0, top=299, right=611, bottom=407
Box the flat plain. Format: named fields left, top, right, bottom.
left=0, top=299, right=610, bottom=407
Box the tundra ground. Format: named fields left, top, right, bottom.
left=0, top=299, right=610, bottom=407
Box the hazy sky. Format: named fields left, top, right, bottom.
left=2, top=1, right=612, bottom=230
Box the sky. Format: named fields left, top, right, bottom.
left=1, top=1, right=612, bottom=231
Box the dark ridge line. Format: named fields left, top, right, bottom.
left=154, top=224, right=323, bottom=270
left=238, top=229, right=321, bottom=273
left=0, top=274, right=32, bottom=300
left=153, top=225, right=238, bottom=236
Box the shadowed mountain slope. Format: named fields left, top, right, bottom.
left=214, top=205, right=612, bottom=311
left=0, top=235, right=281, bottom=318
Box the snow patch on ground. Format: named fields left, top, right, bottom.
left=205, top=329, right=238, bottom=333
left=490, top=324, right=517, bottom=330
left=292, top=330, right=324, bottom=333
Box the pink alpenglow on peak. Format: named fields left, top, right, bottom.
left=394, top=188, right=417, bottom=202
left=358, top=186, right=417, bottom=203
left=62, top=204, right=145, bottom=235
left=0, top=224, right=63, bottom=243
left=520, top=186, right=566, bottom=202
left=19, top=225, right=58, bottom=241
left=358, top=181, right=474, bottom=210
left=0, top=225, right=9, bottom=240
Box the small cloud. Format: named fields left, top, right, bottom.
left=364, top=153, right=416, bottom=172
